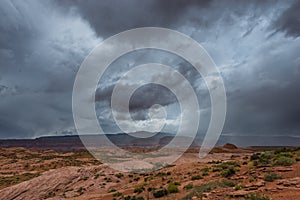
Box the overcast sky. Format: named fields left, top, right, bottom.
left=0, top=0, right=300, bottom=140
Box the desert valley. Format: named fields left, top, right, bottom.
left=0, top=140, right=299, bottom=200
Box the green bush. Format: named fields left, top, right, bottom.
left=124, top=196, right=144, bottom=200
left=273, top=156, right=295, bottom=166
left=213, top=161, right=240, bottom=172
left=279, top=152, right=293, bottom=158
left=108, top=188, right=117, bottom=193
left=153, top=188, right=168, bottom=198
left=134, top=186, right=145, bottom=194
left=167, top=183, right=179, bottom=193
left=211, top=167, right=221, bottom=172
left=183, top=183, right=193, bottom=190
left=113, top=192, right=122, bottom=197
left=221, top=179, right=236, bottom=187
left=250, top=153, right=260, bottom=161
left=263, top=172, right=282, bottom=182
left=173, top=182, right=181, bottom=186
left=201, top=167, right=210, bottom=176
left=201, top=168, right=209, bottom=173
left=133, top=177, right=140, bottom=181
left=245, top=193, right=270, bottom=200
left=247, top=161, right=254, bottom=169
left=191, top=175, right=202, bottom=180
left=115, top=173, right=124, bottom=178
left=257, top=152, right=273, bottom=165
left=182, top=180, right=235, bottom=200
left=221, top=167, right=236, bottom=178
left=235, top=184, right=244, bottom=190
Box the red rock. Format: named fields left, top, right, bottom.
left=223, top=143, right=238, bottom=149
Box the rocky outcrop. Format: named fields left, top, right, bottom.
left=223, top=143, right=238, bottom=149
left=0, top=165, right=111, bottom=200
left=277, top=177, right=300, bottom=188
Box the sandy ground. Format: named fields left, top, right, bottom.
left=0, top=146, right=299, bottom=200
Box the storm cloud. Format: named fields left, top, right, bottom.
left=0, top=0, right=300, bottom=144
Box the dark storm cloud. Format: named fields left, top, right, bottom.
left=272, top=0, right=300, bottom=37
left=58, top=0, right=211, bottom=37
left=221, top=34, right=300, bottom=135
left=0, top=0, right=299, bottom=142
left=0, top=0, right=100, bottom=138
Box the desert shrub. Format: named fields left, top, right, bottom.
left=133, top=177, right=140, bottom=181
left=249, top=152, right=275, bottom=167
left=23, top=163, right=30, bottom=169
left=201, top=167, right=209, bottom=173
left=201, top=167, right=210, bottom=176
left=250, top=153, right=260, bottom=161
left=0, top=173, right=40, bottom=189
left=279, top=152, right=293, bottom=158
left=273, top=156, right=295, bottom=166
left=45, top=191, right=55, bottom=198
left=221, top=167, right=236, bottom=178
left=225, top=161, right=241, bottom=167
left=104, top=177, right=112, bottom=182
left=213, top=161, right=240, bottom=172
left=168, top=183, right=179, bottom=193
left=249, top=176, right=255, bottom=182
left=191, top=175, right=202, bottom=180
left=257, top=152, right=273, bottom=165
left=263, top=172, right=282, bottom=182
left=274, top=147, right=289, bottom=154
left=183, top=183, right=193, bottom=190
left=153, top=188, right=168, bottom=198
left=81, top=176, right=88, bottom=181
left=202, top=172, right=209, bottom=176
left=235, top=184, right=244, bottom=190
left=134, top=186, right=145, bottom=194
left=124, top=195, right=144, bottom=200
left=221, top=179, right=236, bottom=187
left=173, top=182, right=181, bottom=186
left=182, top=180, right=235, bottom=200
left=124, top=196, right=132, bottom=200
left=245, top=193, right=270, bottom=200
left=115, top=173, right=124, bottom=178
left=212, top=167, right=221, bottom=172
left=109, top=188, right=117, bottom=193
left=156, top=172, right=167, bottom=177
left=76, top=187, right=86, bottom=195
left=113, top=192, right=122, bottom=197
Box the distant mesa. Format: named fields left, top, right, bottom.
left=223, top=143, right=238, bottom=149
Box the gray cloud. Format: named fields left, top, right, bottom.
left=271, top=0, right=300, bottom=38
left=0, top=0, right=99, bottom=138
left=0, top=0, right=299, bottom=143
left=58, top=0, right=211, bottom=38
